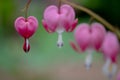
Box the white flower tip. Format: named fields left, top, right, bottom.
left=57, top=32, right=63, bottom=48
left=112, top=63, right=117, bottom=75
left=57, top=41, right=64, bottom=48
left=85, top=52, right=93, bottom=70
left=85, top=63, right=92, bottom=70
left=102, top=59, right=117, bottom=79
left=26, top=39, right=29, bottom=48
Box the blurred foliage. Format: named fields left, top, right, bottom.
left=75, top=0, right=103, bottom=9
left=75, top=0, right=120, bottom=27
left=100, top=0, right=120, bottom=27
left=0, top=0, right=16, bottom=36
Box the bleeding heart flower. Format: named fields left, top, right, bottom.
left=14, top=16, right=38, bottom=52
left=42, top=4, right=78, bottom=48
left=101, top=32, right=119, bottom=79
left=70, top=22, right=106, bottom=70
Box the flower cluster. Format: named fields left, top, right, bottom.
left=14, top=0, right=120, bottom=79
left=71, top=22, right=106, bottom=69
left=70, top=22, right=119, bottom=79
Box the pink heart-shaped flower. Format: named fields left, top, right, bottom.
left=72, top=22, right=106, bottom=70
left=14, top=16, right=38, bottom=52
left=101, top=31, right=119, bottom=63
left=14, top=16, right=38, bottom=38
left=42, top=4, right=78, bottom=33
left=101, top=32, right=119, bottom=78
left=42, top=4, right=78, bottom=48
left=74, top=22, right=106, bottom=51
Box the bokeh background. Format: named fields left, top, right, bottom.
left=0, top=0, right=120, bottom=80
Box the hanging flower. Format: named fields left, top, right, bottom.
left=14, top=16, right=38, bottom=52
left=70, top=22, right=106, bottom=70
left=101, top=32, right=119, bottom=79
left=42, top=4, right=78, bottom=48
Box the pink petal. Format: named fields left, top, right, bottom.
left=70, top=41, right=80, bottom=53
left=43, top=5, right=59, bottom=31
left=60, top=4, right=77, bottom=31
left=14, top=16, right=38, bottom=38
left=74, top=23, right=91, bottom=51
left=101, top=32, right=119, bottom=58
left=60, top=4, right=75, bottom=21
left=42, top=20, right=54, bottom=33
left=91, top=22, right=106, bottom=50
left=69, top=19, right=78, bottom=32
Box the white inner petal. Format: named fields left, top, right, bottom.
left=102, top=58, right=117, bottom=79
left=26, top=39, right=29, bottom=50
left=56, top=26, right=64, bottom=48
left=102, top=58, right=111, bottom=76
left=85, top=48, right=94, bottom=70
left=112, top=63, right=117, bottom=76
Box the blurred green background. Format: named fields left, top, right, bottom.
left=0, top=0, right=120, bottom=80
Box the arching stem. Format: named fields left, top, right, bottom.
left=22, top=0, right=32, bottom=19
left=89, top=17, right=94, bottom=24
left=61, top=0, right=120, bottom=39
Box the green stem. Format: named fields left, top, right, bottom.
left=61, top=0, right=120, bottom=39
left=24, top=0, right=32, bottom=19
left=58, top=0, right=62, bottom=13
left=88, top=17, right=94, bottom=24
